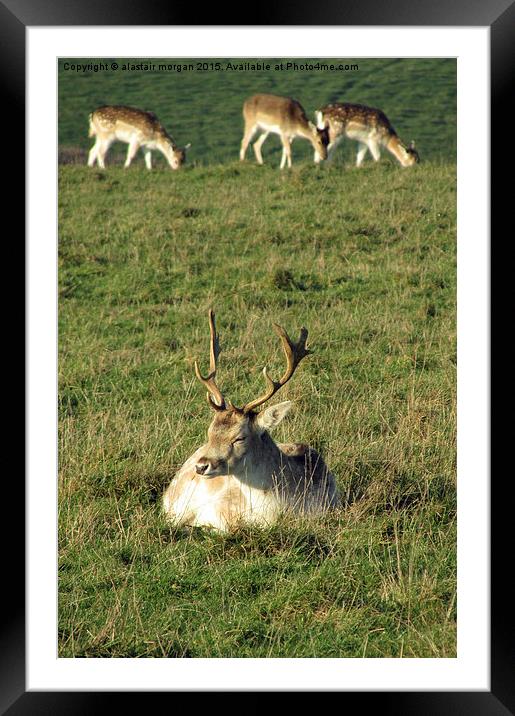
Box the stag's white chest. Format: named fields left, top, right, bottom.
left=163, top=452, right=282, bottom=531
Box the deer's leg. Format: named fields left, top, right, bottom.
left=253, top=131, right=269, bottom=165
left=96, top=139, right=113, bottom=169
left=87, top=140, right=100, bottom=167
left=286, top=151, right=293, bottom=169
left=367, top=140, right=381, bottom=162
left=144, top=149, right=152, bottom=170
left=124, top=138, right=141, bottom=168
left=280, top=135, right=292, bottom=169
left=279, top=145, right=286, bottom=169
left=327, top=136, right=343, bottom=162
left=356, top=142, right=368, bottom=167
left=240, top=124, right=258, bottom=161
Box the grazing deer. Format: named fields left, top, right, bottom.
left=87, top=105, right=191, bottom=170
left=314, top=103, right=419, bottom=167
left=240, top=94, right=329, bottom=169
left=163, top=310, right=338, bottom=532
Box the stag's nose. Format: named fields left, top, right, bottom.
left=195, top=462, right=209, bottom=475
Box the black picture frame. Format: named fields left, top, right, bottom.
left=9, top=0, right=508, bottom=713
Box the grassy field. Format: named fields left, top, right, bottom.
left=58, top=59, right=456, bottom=659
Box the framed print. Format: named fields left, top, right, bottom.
left=8, top=0, right=510, bottom=712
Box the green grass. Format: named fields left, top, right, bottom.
left=58, top=58, right=456, bottom=658
left=58, top=160, right=456, bottom=658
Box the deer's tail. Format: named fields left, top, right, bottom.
left=88, top=113, right=96, bottom=138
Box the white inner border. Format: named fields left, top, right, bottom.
left=27, top=27, right=489, bottom=691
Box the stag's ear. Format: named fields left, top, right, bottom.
left=256, top=401, right=292, bottom=431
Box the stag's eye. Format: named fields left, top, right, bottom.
left=232, top=437, right=246, bottom=444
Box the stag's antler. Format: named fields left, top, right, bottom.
left=194, top=309, right=226, bottom=410
left=242, top=324, right=312, bottom=414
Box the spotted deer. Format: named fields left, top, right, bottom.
left=240, top=94, right=329, bottom=169
left=87, top=105, right=191, bottom=170
left=314, top=103, right=419, bottom=167
left=163, top=310, right=338, bottom=532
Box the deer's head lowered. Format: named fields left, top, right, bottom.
left=309, top=122, right=330, bottom=161
left=193, top=310, right=311, bottom=478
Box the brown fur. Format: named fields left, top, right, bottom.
left=278, top=442, right=309, bottom=457
left=243, top=94, right=311, bottom=132
left=162, top=315, right=338, bottom=531
left=319, top=103, right=396, bottom=138
left=317, top=102, right=419, bottom=167
left=91, top=106, right=169, bottom=139
left=163, top=405, right=338, bottom=531
left=240, top=94, right=328, bottom=168
left=88, top=105, right=189, bottom=170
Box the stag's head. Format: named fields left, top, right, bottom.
left=192, top=310, right=311, bottom=478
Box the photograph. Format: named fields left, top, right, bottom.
left=57, top=56, right=457, bottom=659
